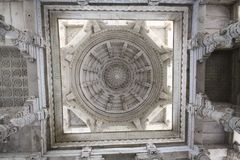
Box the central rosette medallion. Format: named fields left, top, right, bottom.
left=102, top=61, right=131, bottom=91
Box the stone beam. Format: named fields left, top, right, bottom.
left=194, top=93, right=240, bottom=134
left=188, top=21, right=240, bottom=62
left=0, top=18, right=45, bottom=61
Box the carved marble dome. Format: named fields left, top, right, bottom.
left=69, top=25, right=165, bottom=122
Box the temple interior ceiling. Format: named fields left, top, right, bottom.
left=1, top=1, right=240, bottom=159
left=58, top=20, right=174, bottom=133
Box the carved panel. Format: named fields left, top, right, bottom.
left=0, top=47, right=28, bottom=108
left=44, top=5, right=188, bottom=147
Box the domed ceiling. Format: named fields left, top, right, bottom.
left=59, top=20, right=173, bottom=132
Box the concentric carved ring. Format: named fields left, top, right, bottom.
left=70, top=29, right=163, bottom=121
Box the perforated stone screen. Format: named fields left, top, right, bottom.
left=0, top=47, right=28, bottom=108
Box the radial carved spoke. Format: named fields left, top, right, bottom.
left=120, top=95, right=127, bottom=111
left=82, top=67, right=98, bottom=74
left=120, top=42, right=128, bottom=57
left=90, top=52, right=102, bottom=64
left=135, top=81, right=151, bottom=88
left=82, top=80, right=99, bottom=87
left=136, top=66, right=152, bottom=73
left=131, top=51, right=143, bottom=62
left=106, top=95, right=114, bottom=111
left=106, top=41, right=113, bottom=58
left=131, top=92, right=143, bottom=102
left=91, top=89, right=104, bottom=99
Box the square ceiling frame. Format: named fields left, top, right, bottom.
left=43, top=5, right=188, bottom=148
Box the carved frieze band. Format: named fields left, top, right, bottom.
left=0, top=98, right=48, bottom=143
left=76, top=0, right=194, bottom=5
left=188, top=21, right=240, bottom=62
left=0, top=19, right=45, bottom=61
left=194, top=93, right=240, bottom=134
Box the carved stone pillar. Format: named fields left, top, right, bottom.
left=0, top=98, right=48, bottom=143
left=195, top=93, right=240, bottom=134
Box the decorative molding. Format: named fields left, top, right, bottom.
left=195, top=93, right=240, bottom=134
left=148, top=0, right=194, bottom=6
left=0, top=20, right=45, bottom=61
left=188, top=21, right=240, bottom=62
left=41, top=0, right=194, bottom=4
left=200, top=0, right=237, bottom=5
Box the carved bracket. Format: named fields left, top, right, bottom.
left=0, top=98, right=48, bottom=143
left=194, top=147, right=211, bottom=160
left=135, top=143, right=163, bottom=160
left=188, top=21, right=240, bottom=62
left=0, top=19, right=45, bottom=62
left=80, top=147, right=104, bottom=160
left=195, top=93, right=240, bottom=134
